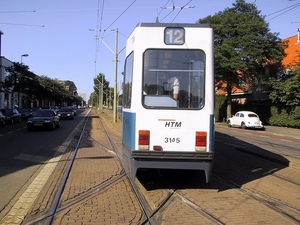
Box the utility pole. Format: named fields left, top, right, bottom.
left=113, top=28, right=118, bottom=123
left=93, top=28, right=119, bottom=122
left=101, top=75, right=104, bottom=112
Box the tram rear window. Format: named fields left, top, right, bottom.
left=142, top=49, right=205, bottom=109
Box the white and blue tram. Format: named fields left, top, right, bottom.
left=122, top=23, right=215, bottom=183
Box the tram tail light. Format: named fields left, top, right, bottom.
left=195, top=131, right=207, bottom=151
left=138, top=130, right=150, bottom=150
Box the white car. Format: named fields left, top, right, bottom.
left=227, top=111, right=264, bottom=130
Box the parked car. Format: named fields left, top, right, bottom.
left=19, top=108, right=34, bottom=120
left=58, top=107, right=75, bottom=120
left=0, top=111, right=5, bottom=126
left=27, top=109, right=60, bottom=131
left=227, top=111, right=264, bottom=130
left=67, top=106, right=77, bottom=116
left=0, top=108, right=22, bottom=124
left=32, top=107, right=41, bottom=113
left=49, top=106, right=59, bottom=113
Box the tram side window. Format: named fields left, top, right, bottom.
left=142, top=49, right=205, bottom=109
left=123, top=52, right=134, bottom=108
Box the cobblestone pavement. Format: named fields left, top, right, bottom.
left=22, top=109, right=143, bottom=225
left=20, top=109, right=300, bottom=225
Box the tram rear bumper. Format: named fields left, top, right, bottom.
left=132, top=150, right=213, bottom=161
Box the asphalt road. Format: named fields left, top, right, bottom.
left=0, top=109, right=87, bottom=215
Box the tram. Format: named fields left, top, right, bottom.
left=122, top=23, right=215, bottom=183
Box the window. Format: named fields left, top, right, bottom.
left=142, top=49, right=206, bottom=109
left=123, top=52, right=134, bottom=108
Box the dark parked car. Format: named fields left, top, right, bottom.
left=67, top=106, right=77, bottom=116
left=58, top=107, right=75, bottom=120
left=19, top=108, right=34, bottom=120
left=32, top=107, right=41, bottom=113
left=0, top=108, right=22, bottom=124
left=27, top=109, right=60, bottom=131
left=0, top=111, right=5, bottom=126
left=49, top=106, right=59, bottom=113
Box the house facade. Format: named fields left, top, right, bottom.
left=0, top=56, right=14, bottom=109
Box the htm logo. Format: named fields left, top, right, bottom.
left=165, top=121, right=182, bottom=128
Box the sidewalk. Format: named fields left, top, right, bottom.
left=263, top=125, right=300, bottom=139
left=216, top=122, right=300, bottom=139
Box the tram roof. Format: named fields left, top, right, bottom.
left=135, top=23, right=212, bottom=29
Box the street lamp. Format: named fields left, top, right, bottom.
left=18, top=54, right=29, bottom=108
left=21, top=54, right=29, bottom=63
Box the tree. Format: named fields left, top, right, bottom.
left=93, top=73, right=110, bottom=108
left=199, top=0, right=286, bottom=118
left=5, top=62, right=36, bottom=107
left=269, top=65, right=300, bottom=113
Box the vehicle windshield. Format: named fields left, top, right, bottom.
left=19, top=109, right=31, bottom=112
left=34, top=110, right=53, bottom=117
left=60, top=108, right=72, bottom=112
left=142, top=49, right=205, bottom=109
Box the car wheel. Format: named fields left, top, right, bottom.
left=241, top=122, right=246, bottom=129
left=52, top=122, right=56, bottom=130
left=11, top=119, right=14, bottom=124
left=57, top=121, right=60, bottom=128
left=18, top=118, right=21, bottom=123
left=227, top=120, right=232, bottom=127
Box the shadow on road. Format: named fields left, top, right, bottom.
left=136, top=131, right=289, bottom=191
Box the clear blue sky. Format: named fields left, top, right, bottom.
left=1, top=0, right=299, bottom=101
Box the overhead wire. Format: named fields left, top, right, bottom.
left=153, top=0, right=171, bottom=22
left=171, top=0, right=193, bottom=22
left=93, top=0, right=105, bottom=76
left=104, top=0, right=137, bottom=31
left=160, top=1, right=176, bottom=22
left=160, top=0, right=194, bottom=23
left=266, top=2, right=300, bottom=22
left=92, top=0, right=137, bottom=81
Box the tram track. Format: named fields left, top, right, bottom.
left=214, top=174, right=300, bottom=224
left=213, top=151, right=300, bottom=224
left=22, top=110, right=127, bottom=224
left=100, top=108, right=300, bottom=224
left=21, top=109, right=300, bottom=224
left=99, top=113, right=229, bottom=225
left=216, top=151, right=300, bottom=186
left=23, top=109, right=166, bottom=225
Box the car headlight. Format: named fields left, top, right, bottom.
left=44, top=120, right=51, bottom=123
left=27, top=120, right=33, bottom=123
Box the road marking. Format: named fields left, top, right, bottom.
left=0, top=116, right=86, bottom=225
left=0, top=155, right=63, bottom=224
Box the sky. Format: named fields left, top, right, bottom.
left=1, top=0, right=299, bottom=101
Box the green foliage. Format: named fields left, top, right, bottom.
left=269, top=66, right=300, bottom=113
left=269, top=106, right=300, bottom=128
left=199, top=0, right=285, bottom=118
left=5, top=62, right=83, bottom=107
left=5, top=62, right=31, bottom=93
left=215, top=95, right=227, bottom=122
left=93, top=73, right=110, bottom=106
